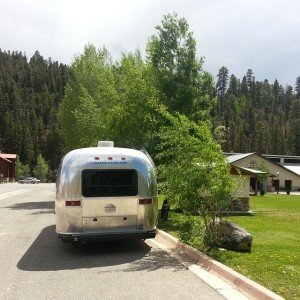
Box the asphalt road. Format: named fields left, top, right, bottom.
left=0, top=183, right=232, bottom=300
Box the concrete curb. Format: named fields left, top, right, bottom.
left=157, top=229, right=284, bottom=300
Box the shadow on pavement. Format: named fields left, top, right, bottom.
left=17, top=225, right=183, bottom=272
left=5, top=201, right=54, bottom=215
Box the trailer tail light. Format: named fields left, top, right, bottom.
left=65, top=200, right=81, bottom=207
left=139, top=198, right=152, bottom=205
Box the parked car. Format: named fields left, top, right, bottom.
left=19, top=177, right=40, bottom=184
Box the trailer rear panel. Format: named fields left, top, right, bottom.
left=55, top=142, right=158, bottom=242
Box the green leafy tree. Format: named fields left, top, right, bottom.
left=147, top=13, right=213, bottom=118
left=108, top=51, right=159, bottom=149
left=257, top=160, right=270, bottom=194
left=59, top=44, right=117, bottom=151
left=213, top=125, right=227, bottom=146
left=33, top=154, right=48, bottom=182
left=15, top=156, right=30, bottom=180
left=156, top=106, right=232, bottom=246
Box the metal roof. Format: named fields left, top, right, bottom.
left=226, top=153, right=255, bottom=164
left=0, top=157, right=12, bottom=163
left=283, top=165, right=300, bottom=176
left=0, top=154, right=16, bottom=159
left=238, top=167, right=266, bottom=175
left=225, top=152, right=300, bottom=178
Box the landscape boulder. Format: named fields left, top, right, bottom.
left=214, top=220, right=253, bottom=252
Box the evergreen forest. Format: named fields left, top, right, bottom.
left=1, top=14, right=300, bottom=176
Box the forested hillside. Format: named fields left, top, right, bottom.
left=0, top=49, right=72, bottom=170
left=213, top=67, right=300, bottom=155
left=1, top=20, right=300, bottom=173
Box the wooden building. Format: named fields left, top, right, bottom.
left=0, top=153, right=17, bottom=183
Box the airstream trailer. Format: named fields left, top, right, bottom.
left=55, top=141, right=158, bottom=242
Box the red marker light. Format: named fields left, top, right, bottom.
left=95, top=157, right=100, bottom=160
left=139, top=198, right=152, bottom=205
left=121, top=157, right=126, bottom=160
left=108, top=157, right=113, bottom=160
left=66, top=200, right=81, bottom=207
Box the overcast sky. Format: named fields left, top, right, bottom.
left=1, top=0, right=299, bottom=86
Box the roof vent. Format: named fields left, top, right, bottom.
left=97, top=141, right=114, bottom=147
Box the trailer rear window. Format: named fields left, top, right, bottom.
left=82, top=169, right=138, bottom=197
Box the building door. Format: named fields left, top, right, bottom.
left=250, top=177, right=256, bottom=191
left=285, top=180, right=292, bottom=191
left=273, top=179, right=279, bottom=191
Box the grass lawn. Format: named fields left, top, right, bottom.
left=157, top=193, right=300, bottom=300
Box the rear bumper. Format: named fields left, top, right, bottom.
left=57, top=229, right=157, bottom=243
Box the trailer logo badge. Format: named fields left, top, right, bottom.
left=91, top=161, right=128, bottom=165
left=104, top=204, right=117, bottom=213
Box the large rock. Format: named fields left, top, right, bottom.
left=215, top=220, right=253, bottom=252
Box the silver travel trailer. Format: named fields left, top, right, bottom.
left=55, top=141, right=158, bottom=242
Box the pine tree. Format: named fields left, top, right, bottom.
left=295, top=76, right=300, bottom=96
left=216, top=66, right=229, bottom=113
